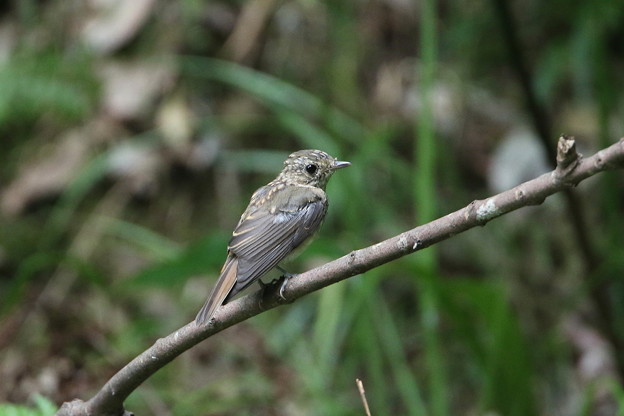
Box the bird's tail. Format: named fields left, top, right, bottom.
left=195, top=256, right=238, bottom=325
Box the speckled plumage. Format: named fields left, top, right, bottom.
left=195, top=149, right=350, bottom=325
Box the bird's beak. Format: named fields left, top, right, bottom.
left=332, top=160, right=351, bottom=170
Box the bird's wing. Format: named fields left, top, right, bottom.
left=227, top=186, right=328, bottom=299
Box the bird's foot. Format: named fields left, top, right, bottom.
left=279, top=274, right=293, bottom=300
left=276, top=266, right=294, bottom=300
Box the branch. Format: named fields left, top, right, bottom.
left=57, top=136, right=624, bottom=416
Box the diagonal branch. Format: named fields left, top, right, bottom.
left=57, top=136, right=624, bottom=416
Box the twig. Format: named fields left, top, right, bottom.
left=356, top=378, right=373, bottom=416
left=56, top=137, right=624, bottom=416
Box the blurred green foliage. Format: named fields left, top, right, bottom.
left=0, top=395, right=56, bottom=416
left=1, top=0, right=623, bottom=415
left=0, top=49, right=98, bottom=144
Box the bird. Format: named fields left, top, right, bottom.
left=195, top=149, right=350, bottom=325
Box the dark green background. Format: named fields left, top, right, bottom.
left=1, top=1, right=624, bottom=415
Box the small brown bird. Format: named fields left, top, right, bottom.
left=195, top=149, right=350, bottom=325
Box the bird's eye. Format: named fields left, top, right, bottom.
left=305, top=164, right=318, bottom=175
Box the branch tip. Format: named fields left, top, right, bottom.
left=557, top=135, right=580, bottom=169
left=555, top=135, right=580, bottom=178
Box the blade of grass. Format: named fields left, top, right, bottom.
left=274, top=110, right=340, bottom=155
left=182, top=56, right=367, bottom=145
left=351, top=290, right=392, bottom=414
left=123, top=234, right=228, bottom=288
left=414, top=0, right=450, bottom=414
left=439, top=278, right=536, bottom=415
left=313, top=282, right=346, bottom=380
left=99, top=217, right=183, bottom=261
left=374, top=293, right=428, bottom=415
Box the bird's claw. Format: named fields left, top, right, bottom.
left=278, top=273, right=292, bottom=300
left=274, top=266, right=295, bottom=300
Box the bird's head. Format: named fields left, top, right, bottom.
left=279, top=149, right=350, bottom=189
